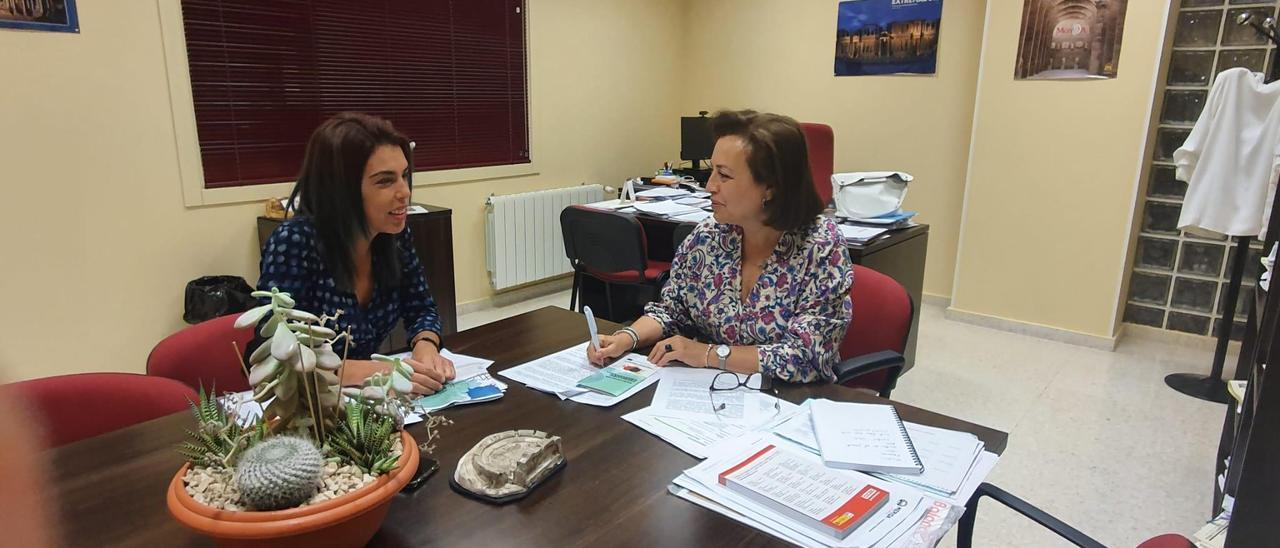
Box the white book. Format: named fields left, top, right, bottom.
left=811, top=400, right=924, bottom=475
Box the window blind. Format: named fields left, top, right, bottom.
left=181, top=0, right=529, bottom=189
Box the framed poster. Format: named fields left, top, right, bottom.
left=834, top=0, right=943, bottom=77
left=1014, top=0, right=1127, bottom=80
left=1, top=0, right=78, bottom=33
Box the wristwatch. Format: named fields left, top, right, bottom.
left=715, top=344, right=731, bottom=370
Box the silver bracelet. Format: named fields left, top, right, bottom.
left=613, top=328, right=639, bottom=351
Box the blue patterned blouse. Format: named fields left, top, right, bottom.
left=257, top=217, right=441, bottom=359
left=643, top=217, right=854, bottom=382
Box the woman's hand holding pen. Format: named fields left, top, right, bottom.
left=586, top=334, right=629, bottom=367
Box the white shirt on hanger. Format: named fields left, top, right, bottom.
left=1175, top=67, right=1280, bottom=238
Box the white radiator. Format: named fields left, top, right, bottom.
left=486, top=184, right=605, bottom=291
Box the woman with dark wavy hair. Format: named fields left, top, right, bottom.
left=257, top=112, right=454, bottom=394
left=588, top=110, right=853, bottom=383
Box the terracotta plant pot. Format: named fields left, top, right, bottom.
left=167, top=431, right=419, bottom=548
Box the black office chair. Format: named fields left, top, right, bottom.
left=959, top=483, right=1192, bottom=548
left=672, top=222, right=696, bottom=251
left=560, top=205, right=671, bottom=320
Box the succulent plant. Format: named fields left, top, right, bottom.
left=178, top=385, right=267, bottom=469
left=326, top=399, right=400, bottom=475
left=235, top=436, right=324, bottom=511
left=237, top=288, right=346, bottom=444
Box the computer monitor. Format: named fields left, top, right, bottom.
left=680, top=116, right=715, bottom=168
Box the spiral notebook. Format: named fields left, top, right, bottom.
left=810, top=399, right=924, bottom=475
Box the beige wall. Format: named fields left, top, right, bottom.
left=950, top=2, right=1169, bottom=340
left=680, top=0, right=986, bottom=299
left=0, top=0, right=684, bottom=381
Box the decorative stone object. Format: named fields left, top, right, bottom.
left=451, top=430, right=565, bottom=503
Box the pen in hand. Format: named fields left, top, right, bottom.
left=584, top=305, right=602, bottom=354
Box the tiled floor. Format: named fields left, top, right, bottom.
left=458, top=294, right=1228, bottom=547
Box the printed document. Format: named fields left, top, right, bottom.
left=498, top=342, right=663, bottom=407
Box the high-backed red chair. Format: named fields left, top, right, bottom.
left=800, top=122, right=835, bottom=206
left=147, top=314, right=253, bottom=393
left=5, top=373, right=197, bottom=448
left=560, top=205, right=672, bottom=321
left=832, top=264, right=912, bottom=397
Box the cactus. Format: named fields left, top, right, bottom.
left=235, top=436, right=324, bottom=511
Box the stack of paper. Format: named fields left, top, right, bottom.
left=621, top=368, right=794, bottom=458
left=670, top=433, right=960, bottom=547
left=773, top=400, right=995, bottom=505
left=670, top=210, right=712, bottom=224
left=498, top=342, right=663, bottom=407
left=675, top=197, right=712, bottom=207
left=837, top=224, right=889, bottom=244
left=636, top=187, right=691, bottom=198
left=632, top=200, right=704, bottom=217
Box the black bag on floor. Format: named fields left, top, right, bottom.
left=183, top=275, right=258, bottom=324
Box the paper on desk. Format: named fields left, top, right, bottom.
left=498, top=342, right=663, bottom=407
left=582, top=199, right=634, bottom=210
left=632, top=201, right=703, bottom=217
left=691, top=191, right=711, bottom=198
left=643, top=368, right=778, bottom=426
left=623, top=397, right=797, bottom=458
left=384, top=348, right=495, bottom=382
left=221, top=390, right=264, bottom=424
left=675, top=197, right=712, bottom=207
left=670, top=210, right=712, bottom=224
left=636, top=187, right=690, bottom=198
left=837, top=224, right=889, bottom=243
left=673, top=433, right=939, bottom=548
left=773, top=401, right=997, bottom=505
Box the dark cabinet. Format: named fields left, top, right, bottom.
left=256, top=203, right=457, bottom=345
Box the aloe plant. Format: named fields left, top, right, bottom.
left=325, top=398, right=400, bottom=475
left=178, top=385, right=268, bottom=469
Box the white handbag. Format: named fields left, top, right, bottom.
left=831, top=171, right=914, bottom=219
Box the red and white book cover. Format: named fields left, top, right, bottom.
left=718, top=444, right=890, bottom=539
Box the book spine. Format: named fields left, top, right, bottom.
left=891, top=407, right=925, bottom=472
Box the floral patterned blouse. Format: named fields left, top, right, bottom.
left=643, top=217, right=854, bottom=382
left=257, top=217, right=441, bottom=359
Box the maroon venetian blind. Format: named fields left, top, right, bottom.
left=181, top=0, right=529, bottom=189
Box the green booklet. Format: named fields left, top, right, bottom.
left=576, top=356, right=660, bottom=397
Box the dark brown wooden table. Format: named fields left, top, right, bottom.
left=49, top=306, right=1005, bottom=547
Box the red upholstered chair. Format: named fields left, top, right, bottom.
left=5, top=373, right=197, bottom=448
left=147, top=314, right=253, bottom=393
left=960, top=483, right=1194, bottom=548
left=800, top=122, right=835, bottom=206
left=560, top=205, right=672, bottom=320
left=832, top=265, right=912, bottom=398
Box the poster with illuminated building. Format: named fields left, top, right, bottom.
left=834, top=0, right=943, bottom=77
left=1014, top=0, right=1128, bottom=80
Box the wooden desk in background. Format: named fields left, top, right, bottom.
left=256, top=203, right=458, bottom=340
left=47, top=306, right=1004, bottom=547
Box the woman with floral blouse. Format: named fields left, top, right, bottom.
left=587, top=110, right=853, bottom=383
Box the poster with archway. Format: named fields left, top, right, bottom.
left=0, top=0, right=78, bottom=33
left=1015, top=0, right=1127, bottom=80
left=834, top=0, right=944, bottom=77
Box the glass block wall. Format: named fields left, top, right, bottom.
left=1125, top=0, right=1278, bottom=340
